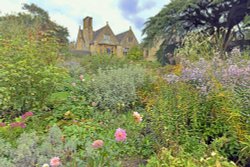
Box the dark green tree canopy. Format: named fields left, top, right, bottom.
left=180, top=0, right=250, bottom=49
left=142, top=0, right=250, bottom=59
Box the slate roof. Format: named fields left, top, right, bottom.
left=92, top=25, right=106, bottom=42
left=116, top=30, right=129, bottom=43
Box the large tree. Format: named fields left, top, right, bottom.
left=142, top=0, right=197, bottom=48
left=142, top=0, right=250, bottom=63
left=180, top=0, right=250, bottom=50
left=0, top=3, right=69, bottom=44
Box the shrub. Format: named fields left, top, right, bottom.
left=89, top=65, right=149, bottom=111
left=145, top=80, right=249, bottom=166
left=0, top=36, right=66, bottom=113
left=146, top=147, right=237, bottom=167
left=176, top=32, right=218, bottom=61
left=0, top=125, right=78, bottom=167
left=127, top=46, right=144, bottom=61
left=80, top=54, right=128, bottom=73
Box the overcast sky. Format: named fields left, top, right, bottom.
left=0, top=0, right=169, bottom=42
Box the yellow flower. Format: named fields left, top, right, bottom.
left=211, top=151, right=216, bottom=156
left=64, top=111, right=71, bottom=116
left=218, top=93, right=225, bottom=97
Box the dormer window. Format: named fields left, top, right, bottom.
left=104, top=34, right=110, bottom=41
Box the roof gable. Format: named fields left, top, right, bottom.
left=116, top=31, right=128, bottom=43
left=92, top=24, right=118, bottom=45
left=116, top=29, right=139, bottom=47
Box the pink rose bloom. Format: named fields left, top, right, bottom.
left=0, top=122, right=6, bottom=127
left=115, top=128, right=127, bottom=142
left=92, top=140, right=104, bottom=149
left=50, top=157, right=61, bottom=167
left=79, top=74, right=84, bottom=80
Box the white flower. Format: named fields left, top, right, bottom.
left=42, top=163, right=49, bottom=167
left=133, top=112, right=143, bottom=123
left=211, top=151, right=216, bottom=156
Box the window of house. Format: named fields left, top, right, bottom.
left=123, top=48, right=129, bottom=56
left=127, top=37, right=133, bottom=42
left=107, top=48, right=112, bottom=55
left=104, top=34, right=110, bottom=41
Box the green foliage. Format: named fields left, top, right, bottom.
left=142, top=0, right=197, bottom=47
left=89, top=65, right=149, bottom=111
left=80, top=54, right=128, bottom=73
left=0, top=126, right=78, bottom=167
left=0, top=3, right=69, bottom=44
left=146, top=148, right=237, bottom=167
left=176, top=32, right=218, bottom=61
left=0, top=138, right=14, bottom=167
left=0, top=36, right=66, bottom=113
left=127, top=46, right=144, bottom=61
left=145, top=80, right=249, bottom=166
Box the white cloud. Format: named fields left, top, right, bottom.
left=0, top=0, right=169, bottom=42
left=0, top=0, right=27, bottom=15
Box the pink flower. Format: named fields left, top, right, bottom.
left=133, top=112, right=143, bottom=123
left=0, top=122, right=6, bottom=127
left=115, top=128, right=127, bottom=142
left=10, top=122, right=18, bottom=128
left=92, top=140, right=104, bottom=149
left=50, top=157, right=61, bottom=167
left=10, top=122, right=26, bottom=128
left=19, top=122, right=26, bottom=128
left=21, top=111, right=33, bottom=120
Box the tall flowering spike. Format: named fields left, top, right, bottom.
left=115, top=128, right=127, bottom=142
left=92, top=140, right=104, bottom=149
left=50, top=157, right=61, bottom=167
left=133, top=112, right=143, bottom=123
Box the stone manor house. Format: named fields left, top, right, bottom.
left=74, top=16, right=139, bottom=56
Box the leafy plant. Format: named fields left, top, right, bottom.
left=0, top=36, right=66, bottom=113
left=89, top=65, right=149, bottom=111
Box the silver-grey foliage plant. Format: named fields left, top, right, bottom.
left=90, top=65, right=149, bottom=110
left=0, top=125, right=77, bottom=167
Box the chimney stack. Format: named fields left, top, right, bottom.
left=83, top=16, right=93, bottom=47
